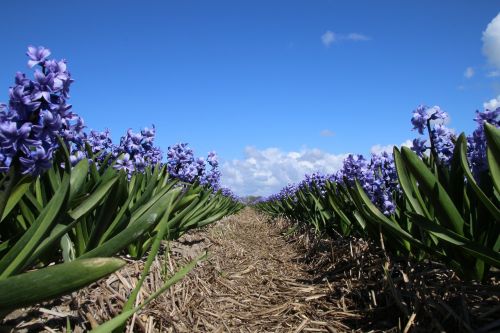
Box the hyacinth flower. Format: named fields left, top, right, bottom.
left=113, top=153, right=135, bottom=174
left=467, top=108, right=500, bottom=180
left=26, top=46, right=51, bottom=68
left=220, top=187, right=240, bottom=201
left=87, top=128, right=113, bottom=154
left=0, top=46, right=85, bottom=176
left=410, top=105, right=457, bottom=166
left=166, top=143, right=222, bottom=189
left=89, top=125, right=163, bottom=173
left=202, top=152, right=222, bottom=190
left=411, top=138, right=427, bottom=157
left=411, top=104, right=499, bottom=180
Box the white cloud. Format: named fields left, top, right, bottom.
left=321, top=31, right=370, bottom=47
left=464, top=67, right=475, bottom=79
left=321, top=30, right=336, bottom=47
left=320, top=129, right=335, bottom=137
left=487, top=70, right=500, bottom=77
left=221, top=147, right=348, bottom=197
left=483, top=13, right=500, bottom=69
left=484, top=94, right=500, bottom=110
left=369, top=140, right=412, bottom=155
left=346, top=33, right=370, bottom=41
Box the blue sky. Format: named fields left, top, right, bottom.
left=1, top=1, right=499, bottom=195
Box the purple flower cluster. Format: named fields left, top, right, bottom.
left=220, top=187, right=240, bottom=201
left=166, top=143, right=221, bottom=189
left=298, top=173, right=328, bottom=192
left=411, top=104, right=499, bottom=174
left=113, top=126, right=163, bottom=173
left=336, top=154, right=368, bottom=185
left=0, top=46, right=84, bottom=175
left=267, top=151, right=398, bottom=216
left=266, top=105, right=499, bottom=217
left=267, top=183, right=298, bottom=202
left=1, top=46, right=227, bottom=194
left=334, top=152, right=398, bottom=215
left=364, top=152, right=398, bottom=215
left=87, top=129, right=113, bottom=154
left=467, top=108, right=500, bottom=178
left=410, top=105, right=455, bottom=165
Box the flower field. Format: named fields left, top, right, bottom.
left=0, top=47, right=243, bottom=331
left=257, top=104, right=500, bottom=279
left=0, top=46, right=499, bottom=332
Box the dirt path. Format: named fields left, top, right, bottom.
left=157, top=208, right=353, bottom=333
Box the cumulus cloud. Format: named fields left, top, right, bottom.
left=321, top=30, right=336, bottom=47
left=483, top=13, right=500, bottom=69
left=484, top=94, right=500, bottom=110
left=321, top=31, right=370, bottom=47
left=464, top=67, right=475, bottom=79
left=220, top=147, right=349, bottom=197
left=370, top=140, right=412, bottom=155
left=320, top=129, right=335, bottom=137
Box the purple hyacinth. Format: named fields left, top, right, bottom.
left=0, top=46, right=82, bottom=176
left=411, top=138, right=427, bottom=157
left=365, top=152, right=398, bottom=215
left=0, top=152, right=12, bottom=172
left=339, top=154, right=369, bottom=185
left=26, top=46, right=51, bottom=68
left=167, top=143, right=195, bottom=181
left=467, top=108, right=500, bottom=179
left=411, top=105, right=429, bottom=135
left=111, top=125, right=163, bottom=174
left=18, top=146, right=53, bottom=175
left=298, top=173, right=327, bottom=195
left=410, top=105, right=456, bottom=166
left=220, top=187, right=240, bottom=201
left=207, top=151, right=218, bottom=168
left=166, top=143, right=221, bottom=189
left=431, top=124, right=455, bottom=165
left=87, top=129, right=113, bottom=154
left=113, top=153, right=135, bottom=174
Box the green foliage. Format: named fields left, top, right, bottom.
left=0, top=146, right=243, bottom=329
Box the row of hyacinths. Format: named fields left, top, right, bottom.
left=0, top=46, right=230, bottom=193
left=265, top=105, right=499, bottom=216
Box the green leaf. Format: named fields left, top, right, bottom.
left=69, top=158, right=89, bottom=202
left=485, top=123, right=500, bottom=196
left=393, top=147, right=430, bottom=218
left=0, top=166, right=20, bottom=224
left=0, top=175, right=33, bottom=222
left=401, top=146, right=466, bottom=235
left=457, top=133, right=500, bottom=221
left=121, top=186, right=178, bottom=317
left=0, top=258, right=125, bottom=312
left=488, top=146, right=500, bottom=196
left=79, top=188, right=182, bottom=259
left=61, top=233, right=76, bottom=263
left=408, top=213, right=500, bottom=269
left=89, top=254, right=203, bottom=333
left=69, top=176, right=118, bottom=220
left=0, top=174, right=70, bottom=279
left=352, top=180, right=425, bottom=250
left=25, top=222, right=80, bottom=269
